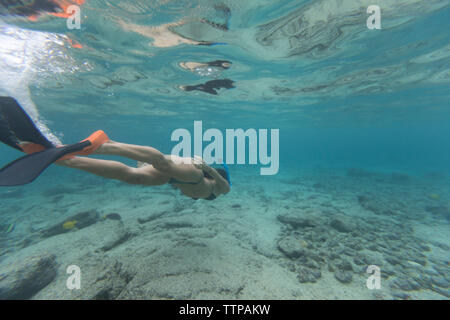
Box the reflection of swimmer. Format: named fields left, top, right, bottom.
left=179, top=60, right=232, bottom=77
left=180, top=79, right=235, bottom=95
left=180, top=60, right=232, bottom=72
left=0, top=0, right=85, bottom=21
left=117, top=18, right=227, bottom=48
left=116, top=2, right=231, bottom=49
left=0, top=97, right=231, bottom=200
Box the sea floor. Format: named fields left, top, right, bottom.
left=0, top=166, right=449, bottom=300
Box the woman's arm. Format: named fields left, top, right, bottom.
left=203, top=165, right=231, bottom=195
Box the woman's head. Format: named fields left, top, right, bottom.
left=216, top=168, right=230, bottom=186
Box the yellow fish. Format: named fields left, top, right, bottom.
left=62, top=220, right=77, bottom=230
left=428, top=194, right=440, bottom=200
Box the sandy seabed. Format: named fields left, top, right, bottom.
left=0, top=166, right=449, bottom=300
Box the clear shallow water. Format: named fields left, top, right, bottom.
left=0, top=0, right=449, bottom=300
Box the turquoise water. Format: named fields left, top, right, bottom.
left=0, top=0, right=449, bottom=300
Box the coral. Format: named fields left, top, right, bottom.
left=0, top=253, right=57, bottom=299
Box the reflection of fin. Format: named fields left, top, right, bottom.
left=0, top=0, right=60, bottom=18
left=183, top=84, right=218, bottom=95
left=48, top=0, right=86, bottom=18
left=182, top=79, right=235, bottom=95
left=27, top=15, right=39, bottom=21
left=67, top=38, right=83, bottom=49
left=0, top=0, right=85, bottom=20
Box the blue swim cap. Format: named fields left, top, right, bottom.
left=221, top=163, right=232, bottom=187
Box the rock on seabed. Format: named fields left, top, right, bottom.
left=0, top=253, right=57, bottom=300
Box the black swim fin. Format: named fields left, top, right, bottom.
left=0, top=96, right=54, bottom=150
left=0, top=141, right=89, bottom=186
left=0, top=96, right=88, bottom=186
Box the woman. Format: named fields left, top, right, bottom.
left=57, top=137, right=231, bottom=200
left=0, top=97, right=230, bottom=199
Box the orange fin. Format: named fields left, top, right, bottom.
left=19, top=143, right=46, bottom=154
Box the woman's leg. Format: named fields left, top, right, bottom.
left=93, top=140, right=203, bottom=183
left=56, top=157, right=169, bottom=186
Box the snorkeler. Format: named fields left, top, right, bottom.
left=0, top=96, right=231, bottom=200
left=180, top=79, right=235, bottom=95
left=58, top=142, right=231, bottom=201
